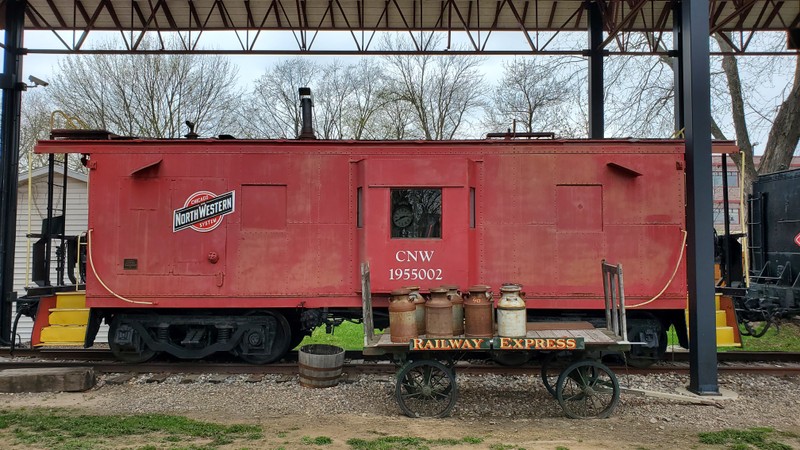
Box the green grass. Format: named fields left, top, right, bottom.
left=732, top=323, right=800, bottom=352
left=311, top=317, right=800, bottom=353
left=297, top=321, right=370, bottom=350
left=698, top=427, right=795, bottom=449
left=346, top=435, right=483, bottom=449
left=0, top=408, right=262, bottom=450
left=667, top=322, right=800, bottom=353
left=302, top=435, right=333, bottom=445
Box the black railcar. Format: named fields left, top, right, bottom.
left=735, top=168, right=800, bottom=336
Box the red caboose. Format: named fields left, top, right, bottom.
left=34, top=132, right=709, bottom=364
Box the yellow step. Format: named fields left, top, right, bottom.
left=716, top=310, right=728, bottom=327
left=48, top=308, right=90, bottom=326
left=55, top=291, right=86, bottom=309
left=39, top=325, right=86, bottom=343
left=35, top=342, right=84, bottom=347
left=716, top=326, right=741, bottom=347
left=684, top=308, right=742, bottom=347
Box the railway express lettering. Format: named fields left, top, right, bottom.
left=410, top=338, right=490, bottom=351
left=173, top=190, right=236, bottom=232
left=493, top=337, right=583, bottom=350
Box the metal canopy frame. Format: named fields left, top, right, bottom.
left=1, top=0, right=795, bottom=394
left=0, top=0, right=796, bottom=55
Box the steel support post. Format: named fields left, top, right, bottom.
left=587, top=0, right=604, bottom=139
left=681, top=0, right=719, bottom=395
left=672, top=2, right=684, bottom=133
left=0, top=0, right=26, bottom=344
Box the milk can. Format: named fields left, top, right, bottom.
left=388, top=289, right=418, bottom=343
left=425, top=287, right=453, bottom=337
left=405, top=286, right=426, bottom=335
left=464, top=285, right=494, bottom=338
left=496, top=284, right=527, bottom=338
left=442, top=285, right=464, bottom=336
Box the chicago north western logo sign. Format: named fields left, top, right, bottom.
left=173, top=190, right=235, bottom=232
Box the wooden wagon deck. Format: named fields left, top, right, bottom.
left=365, top=321, right=628, bottom=354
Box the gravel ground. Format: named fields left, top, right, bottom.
left=76, top=371, right=797, bottom=427
left=2, top=369, right=799, bottom=449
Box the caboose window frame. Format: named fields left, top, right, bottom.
left=390, top=188, right=442, bottom=239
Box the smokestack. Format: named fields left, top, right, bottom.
left=298, top=87, right=316, bottom=140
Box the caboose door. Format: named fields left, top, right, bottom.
left=359, top=157, right=475, bottom=293
left=169, top=179, right=230, bottom=280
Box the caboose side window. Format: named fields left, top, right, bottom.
left=391, top=189, right=442, bottom=238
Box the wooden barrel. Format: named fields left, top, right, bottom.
left=298, top=344, right=345, bottom=388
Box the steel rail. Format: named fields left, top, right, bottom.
left=1, top=355, right=800, bottom=377
left=5, top=347, right=800, bottom=363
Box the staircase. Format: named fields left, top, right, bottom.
left=684, top=292, right=741, bottom=348
left=714, top=293, right=741, bottom=347
left=32, top=291, right=88, bottom=347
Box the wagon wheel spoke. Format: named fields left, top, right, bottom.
left=556, top=360, right=620, bottom=419
left=395, top=360, right=458, bottom=418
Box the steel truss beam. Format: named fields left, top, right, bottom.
left=0, top=0, right=795, bottom=55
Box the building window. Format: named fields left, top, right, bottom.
left=712, top=170, right=739, bottom=187
left=713, top=204, right=740, bottom=225
left=391, top=188, right=442, bottom=238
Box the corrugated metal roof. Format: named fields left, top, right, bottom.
left=7, top=1, right=797, bottom=33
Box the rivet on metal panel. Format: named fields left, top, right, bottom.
left=675, top=161, right=685, bottom=170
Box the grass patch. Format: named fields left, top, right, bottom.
left=297, top=321, right=372, bottom=350
left=667, top=323, right=800, bottom=353
left=0, top=408, right=262, bottom=450
left=302, top=435, right=334, bottom=445
left=698, top=427, right=794, bottom=449
left=346, top=435, right=483, bottom=449
left=733, top=323, right=800, bottom=352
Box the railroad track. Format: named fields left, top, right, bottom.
left=2, top=348, right=800, bottom=376
left=4, top=347, right=800, bottom=363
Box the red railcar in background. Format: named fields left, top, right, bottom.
left=31, top=132, right=714, bottom=365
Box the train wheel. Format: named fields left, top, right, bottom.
left=395, top=359, right=458, bottom=418
left=108, top=316, right=157, bottom=364
left=556, top=359, right=620, bottom=419
left=626, top=314, right=667, bottom=368
left=234, top=311, right=292, bottom=364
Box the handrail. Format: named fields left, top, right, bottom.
left=601, top=260, right=628, bottom=342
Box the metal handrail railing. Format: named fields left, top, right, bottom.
left=601, top=260, right=629, bottom=343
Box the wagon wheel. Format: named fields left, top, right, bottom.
left=108, top=316, right=157, bottom=364
left=395, top=359, right=458, bottom=418
left=234, top=311, right=292, bottom=364
left=555, top=359, right=620, bottom=419
left=540, top=352, right=571, bottom=398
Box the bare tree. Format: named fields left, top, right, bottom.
left=18, top=89, right=54, bottom=171
left=49, top=37, right=242, bottom=139
left=485, top=57, right=576, bottom=135
left=315, top=61, right=354, bottom=139
left=713, top=33, right=800, bottom=193
left=381, top=34, right=486, bottom=140
left=243, top=57, right=320, bottom=138
left=344, top=60, right=390, bottom=140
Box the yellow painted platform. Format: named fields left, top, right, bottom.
left=37, top=291, right=88, bottom=347
left=40, top=325, right=86, bottom=343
